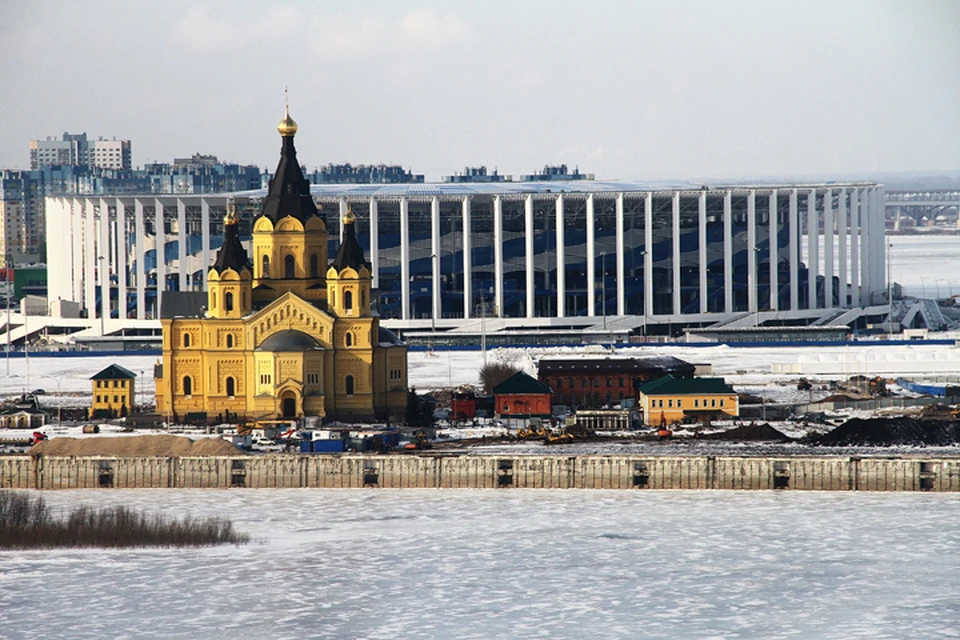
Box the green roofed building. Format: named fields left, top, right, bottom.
left=91, top=364, right=137, bottom=418
left=637, top=375, right=738, bottom=426
left=493, top=372, right=552, bottom=418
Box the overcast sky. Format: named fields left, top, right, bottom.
left=1, top=0, right=958, bottom=182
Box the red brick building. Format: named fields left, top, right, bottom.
left=493, top=372, right=552, bottom=418
left=537, top=356, right=695, bottom=409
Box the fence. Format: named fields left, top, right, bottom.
left=1, top=454, right=959, bottom=492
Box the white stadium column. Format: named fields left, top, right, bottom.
left=525, top=195, right=534, bottom=318
left=747, top=190, right=757, bottom=314
left=788, top=189, right=799, bottom=311
left=200, top=198, right=210, bottom=290
left=83, top=199, right=96, bottom=317
left=155, top=199, right=166, bottom=318
left=875, top=187, right=886, bottom=304
left=823, top=189, right=834, bottom=307
left=671, top=191, right=681, bottom=315
left=493, top=195, right=504, bottom=317
left=135, top=199, right=146, bottom=320
left=72, top=199, right=84, bottom=304
left=586, top=194, right=595, bottom=317
left=723, top=191, right=733, bottom=313
left=461, top=196, right=472, bottom=319
left=431, top=196, right=441, bottom=326
left=399, top=197, right=410, bottom=321
left=555, top=194, right=565, bottom=318
left=807, top=189, right=818, bottom=309
left=177, top=198, right=187, bottom=291
left=860, top=187, right=873, bottom=303
left=644, top=193, right=654, bottom=318
left=369, top=197, right=379, bottom=290
left=837, top=189, right=847, bottom=307
left=615, top=193, right=625, bottom=316
left=849, top=189, right=860, bottom=307
left=117, top=200, right=128, bottom=321
left=769, top=191, right=778, bottom=311
left=99, top=198, right=111, bottom=326
left=698, top=191, right=707, bottom=314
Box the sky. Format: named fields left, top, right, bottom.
left=1, top=0, right=958, bottom=182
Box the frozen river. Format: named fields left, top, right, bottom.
left=2, top=489, right=959, bottom=639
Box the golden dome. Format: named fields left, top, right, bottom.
left=224, top=200, right=239, bottom=225
left=277, top=105, right=298, bottom=137
left=343, top=206, right=356, bottom=225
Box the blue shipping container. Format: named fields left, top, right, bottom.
left=312, top=439, right=345, bottom=453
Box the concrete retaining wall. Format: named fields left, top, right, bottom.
left=2, top=454, right=959, bottom=491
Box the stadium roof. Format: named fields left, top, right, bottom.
left=229, top=179, right=881, bottom=199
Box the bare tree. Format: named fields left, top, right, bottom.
left=479, top=362, right=521, bottom=395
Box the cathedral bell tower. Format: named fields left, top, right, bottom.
left=326, top=207, right=372, bottom=318
left=207, top=201, right=252, bottom=319
left=251, top=105, right=328, bottom=305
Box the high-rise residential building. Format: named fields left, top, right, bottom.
left=0, top=171, right=27, bottom=262
left=29, top=132, right=131, bottom=170
left=306, top=163, right=423, bottom=184
left=443, top=166, right=511, bottom=183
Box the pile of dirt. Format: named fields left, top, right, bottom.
left=811, top=417, right=960, bottom=447
left=30, top=434, right=245, bottom=457
left=702, top=422, right=794, bottom=442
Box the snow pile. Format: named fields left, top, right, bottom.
left=31, top=434, right=244, bottom=457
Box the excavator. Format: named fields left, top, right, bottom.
left=403, top=431, right=432, bottom=450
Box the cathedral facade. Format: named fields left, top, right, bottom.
left=154, top=109, right=408, bottom=423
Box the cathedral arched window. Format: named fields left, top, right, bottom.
left=226, top=334, right=234, bottom=349
left=226, top=376, right=236, bottom=397
left=361, top=290, right=366, bottom=309
left=345, top=375, right=354, bottom=396
left=225, top=292, right=234, bottom=312
left=346, top=332, right=353, bottom=347
left=183, top=333, right=191, bottom=348
left=344, top=290, right=353, bottom=313
left=262, top=255, right=270, bottom=278
left=285, top=255, right=295, bottom=279
left=183, top=376, right=193, bottom=396
left=310, top=254, right=319, bottom=278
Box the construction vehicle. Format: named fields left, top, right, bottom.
left=517, top=425, right=548, bottom=441
left=544, top=428, right=574, bottom=445
left=403, top=431, right=432, bottom=450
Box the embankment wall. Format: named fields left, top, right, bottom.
left=1, top=454, right=959, bottom=491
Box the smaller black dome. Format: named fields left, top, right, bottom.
left=378, top=326, right=403, bottom=346
left=256, top=330, right=322, bottom=352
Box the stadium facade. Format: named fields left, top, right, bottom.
left=46, top=180, right=887, bottom=339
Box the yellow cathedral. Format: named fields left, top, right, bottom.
left=154, top=108, right=408, bottom=423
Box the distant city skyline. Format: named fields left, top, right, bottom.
left=2, top=1, right=958, bottom=182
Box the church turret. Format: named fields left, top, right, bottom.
left=252, top=103, right=328, bottom=303
left=207, top=202, right=252, bottom=319
left=326, top=207, right=371, bottom=317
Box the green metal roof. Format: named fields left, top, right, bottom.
left=91, top=364, right=138, bottom=380
left=493, top=371, right=552, bottom=395
left=637, top=375, right=734, bottom=396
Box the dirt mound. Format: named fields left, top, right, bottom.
left=812, top=417, right=960, bottom=446
left=703, top=423, right=793, bottom=442
left=31, top=434, right=245, bottom=457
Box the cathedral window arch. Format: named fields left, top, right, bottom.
left=346, top=332, right=353, bottom=347
left=344, top=290, right=353, bottom=313
left=183, top=333, right=191, bottom=348
left=262, top=255, right=270, bottom=278
left=226, top=376, right=236, bottom=397
left=361, top=290, right=366, bottom=309
left=345, top=375, right=355, bottom=396
left=225, top=292, right=234, bottom=312
left=310, top=254, right=319, bottom=278
left=285, top=255, right=295, bottom=278
left=226, top=334, right=234, bottom=349
left=183, top=376, right=193, bottom=396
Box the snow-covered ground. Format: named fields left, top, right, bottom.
left=4, top=338, right=960, bottom=411
left=3, top=489, right=959, bottom=639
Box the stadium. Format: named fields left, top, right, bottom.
left=45, top=180, right=889, bottom=344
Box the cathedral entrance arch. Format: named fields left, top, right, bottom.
left=280, top=390, right=298, bottom=418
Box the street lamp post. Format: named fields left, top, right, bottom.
left=936, top=279, right=944, bottom=300
left=920, top=275, right=928, bottom=299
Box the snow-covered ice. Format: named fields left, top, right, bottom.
left=1, top=489, right=958, bottom=639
